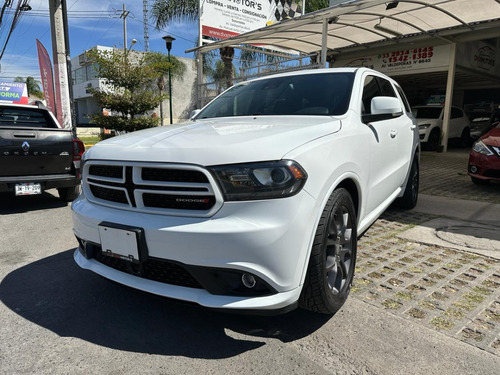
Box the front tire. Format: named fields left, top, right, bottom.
left=58, top=185, right=80, bottom=202
left=299, top=188, right=357, bottom=314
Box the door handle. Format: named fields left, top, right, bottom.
left=390, top=130, right=398, bottom=138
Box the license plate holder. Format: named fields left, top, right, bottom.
left=98, top=222, right=148, bottom=263
left=15, top=183, right=41, bottom=196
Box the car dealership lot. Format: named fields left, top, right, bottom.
left=1, top=150, right=500, bottom=375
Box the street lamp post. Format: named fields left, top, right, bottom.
left=162, top=35, right=175, bottom=125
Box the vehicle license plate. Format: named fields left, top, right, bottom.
left=15, top=183, right=41, bottom=196
left=98, top=225, right=140, bottom=262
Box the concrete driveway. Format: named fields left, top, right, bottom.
left=0, top=148, right=499, bottom=374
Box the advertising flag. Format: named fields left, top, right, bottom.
left=36, top=39, right=57, bottom=117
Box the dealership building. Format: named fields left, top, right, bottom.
left=192, top=0, right=500, bottom=150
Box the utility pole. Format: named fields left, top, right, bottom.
left=143, top=0, right=149, bottom=51
left=120, top=4, right=130, bottom=51
left=49, top=0, right=72, bottom=130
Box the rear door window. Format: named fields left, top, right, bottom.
left=0, top=107, right=58, bottom=128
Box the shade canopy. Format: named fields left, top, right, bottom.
left=189, top=0, right=500, bottom=57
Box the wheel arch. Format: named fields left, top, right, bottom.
left=298, top=175, right=361, bottom=288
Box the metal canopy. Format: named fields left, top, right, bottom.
left=190, top=0, right=500, bottom=153
left=189, top=0, right=500, bottom=57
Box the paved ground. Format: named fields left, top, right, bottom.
left=1, top=146, right=499, bottom=374
left=353, top=148, right=500, bottom=356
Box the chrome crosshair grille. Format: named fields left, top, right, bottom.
left=83, top=161, right=221, bottom=216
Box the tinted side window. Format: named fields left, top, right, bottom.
left=451, top=107, right=463, bottom=119
left=361, top=76, right=399, bottom=115
left=395, top=85, right=411, bottom=113
left=361, top=76, right=381, bottom=115
left=378, top=78, right=397, bottom=98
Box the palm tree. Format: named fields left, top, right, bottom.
left=151, top=0, right=329, bottom=88
left=14, top=76, right=44, bottom=98
left=151, top=0, right=235, bottom=89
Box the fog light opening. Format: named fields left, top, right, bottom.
left=470, top=165, right=478, bottom=173
left=241, top=273, right=257, bottom=289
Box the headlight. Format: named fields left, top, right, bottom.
left=472, top=140, right=493, bottom=155
left=209, top=160, right=307, bottom=201
left=418, top=123, right=431, bottom=130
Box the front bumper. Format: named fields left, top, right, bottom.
left=468, top=152, right=500, bottom=181
left=0, top=173, right=80, bottom=193
left=71, top=189, right=318, bottom=312
left=418, top=129, right=429, bottom=143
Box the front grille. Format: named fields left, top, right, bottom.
left=84, top=162, right=220, bottom=215
left=90, top=185, right=128, bottom=204
left=89, top=165, right=123, bottom=178
left=143, top=193, right=215, bottom=210
left=142, top=168, right=208, bottom=183
left=484, top=169, right=500, bottom=178
left=93, top=250, right=203, bottom=289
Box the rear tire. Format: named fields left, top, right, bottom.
left=58, top=185, right=80, bottom=202
left=426, top=129, right=440, bottom=151
left=395, top=157, right=419, bottom=209
left=299, top=188, right=357, bottom=314
left=460, top=127, right=472, bottom=148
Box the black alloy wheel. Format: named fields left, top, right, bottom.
left=299, top=188, right=357, bottom=314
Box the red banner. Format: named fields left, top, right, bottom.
left=36, top=39, right=57, bottom=119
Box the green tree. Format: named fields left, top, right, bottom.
left=14, top=76, right=44, bottom=98
left=86, top=48, right=184, bottom=132
left=144, top=51, right=187, bottom=124
left=305, top=0, right=329, bottom=13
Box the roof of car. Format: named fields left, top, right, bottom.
left=0, top=102, right=45, bottom=110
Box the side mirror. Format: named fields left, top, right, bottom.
left=190, top=109, right=201, bottom=119
left=371, top=96, right=403, bottom=115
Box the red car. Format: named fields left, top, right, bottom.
left=468, top=123, right=500, bottom=184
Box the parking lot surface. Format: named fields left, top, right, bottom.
left=0, top=147, right=499, bottom=374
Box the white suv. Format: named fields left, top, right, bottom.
left=72, top=68, right=420, bottom=314
left=413, top=105, right=471, bottom=150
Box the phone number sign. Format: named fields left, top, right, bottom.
left=336, top=45, right=451, bottom=75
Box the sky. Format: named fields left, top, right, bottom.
left=0, top=0, right=198, bottom=81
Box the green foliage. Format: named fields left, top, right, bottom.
left=14, top=76, right=44, bottom=98
left=93, top=115, right=160, bottom=133
left=152, top=0, right=198, bottom=26
left=305, top=0, right=329, bottom=13
left=85, top=48, right=185, bottom=132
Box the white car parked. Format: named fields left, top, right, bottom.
left=72, top=68, right=420, bottom=314
left=413, top=105, right=471, bottom=150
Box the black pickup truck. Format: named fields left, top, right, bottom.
left=0, top=102, right=84, bottom=201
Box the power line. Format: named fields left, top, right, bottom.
left=0, top=0, right=32, bottom=62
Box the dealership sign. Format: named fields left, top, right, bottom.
left=334, top=45, right=452, bottom=75
left=0, top=82, right=28, bottom=104
left=201, top=0, right=301, bottom=40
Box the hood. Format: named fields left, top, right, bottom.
left=85, top=116, right=342, bottom=165
left=481, top=127, right=500, bottom=147
left=416, top=118, right=440, bottom=125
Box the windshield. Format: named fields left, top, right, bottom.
left=412, top=107, right=442, bottom=119
left=196, top=72, right=355, bottom=119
